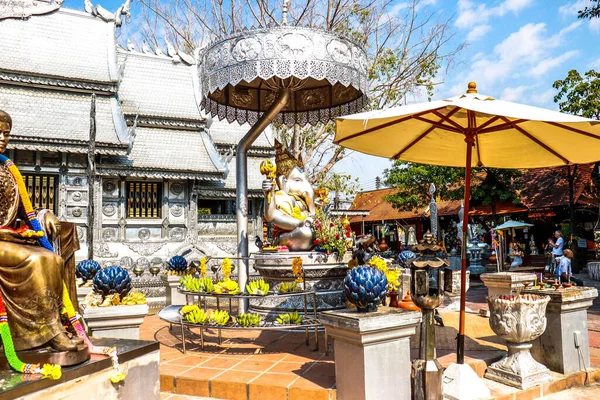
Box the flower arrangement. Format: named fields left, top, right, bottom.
left=313, top=209, right=354, bottom=255
left=292, top=257, right=304, bottom=283
left=221, top=258, right=232, bottom=280
left=385, top=268, right=402, bottom=293
left=367, top=256, right=387, bottom=273
left=200, top=257, right=207, bottom=277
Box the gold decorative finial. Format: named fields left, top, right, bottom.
left=467, top=82, right=477, bottom=94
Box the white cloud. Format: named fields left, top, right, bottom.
left=501, top=85, right=531, bottom=102
left=590, top=18, right=600, bottom=33
left=455, top=0, right=534, bottom=29
left=528, top=50, right=580, bottom=77
left=590, top=58, right=600, bottom=69
left=558, top=0, right=594, bottom=17
left=529, top=88, right=555, bottom=106
left=466, top=25, right=492, bottom=42
left=448, top=20, right=582, bottom=97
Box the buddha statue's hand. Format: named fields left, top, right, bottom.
left=43, top=212, right=61, bottom=238
left=0, top=229, right=37, bottom=244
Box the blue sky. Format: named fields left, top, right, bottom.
left=63, top=0, right=600, bottom=193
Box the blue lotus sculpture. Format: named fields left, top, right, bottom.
left=92, top=266, right=132, bottom=299
left=166, top=255, right=189, bottom=273
left=76, top=260, right=101, bottom=283
left=344, top=266, right=388, bottom=312
left=398, top=250, right=416, bottom=267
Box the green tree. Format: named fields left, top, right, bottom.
left=553, top=69, right=600, bottom=261
left=578, top=0, right=600, bottom=19
left=383, top=161, right=521, bottom=222
left=553, top=69, right=600, bottom=119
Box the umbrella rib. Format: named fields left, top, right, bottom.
left=477, top=115, right=502, bottom=131
left=431, top=108, right=463, bottom=130
left=478, top=119, right=528, bottom=134
left=393, top=107, right=463, bottom=159
left=500, top=117, right=569, bottom=165
left=412, top=116, right=463, bottom=133
left=543, top=121, right=600, bottom=141
left=334, top=107, right=446, bottom=145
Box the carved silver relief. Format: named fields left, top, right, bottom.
left=102, top=203, right=117, bottom=217
left=232, top=37, right=262, bottom=61
left=169, top=227, right=186, bottom=242
left=126, top=243, right=167, bottom=257
left=327, top=39, right=351, bottom=63
left=103, top=180, right=117, bottom=195
left=170, top=204, right=184, bottom=218
left=138, top=228, right=151, bottom=242
left=72, top=191, right=83, bottom=202
left=71, top=207, right=82, bottom=217
left=278, top=33, right=312, bottom=57
left=170, top=182, right=184, bottom=196
left=102, top=228, right=118, bottom=242
left=76, top=226, right=85, bottom=242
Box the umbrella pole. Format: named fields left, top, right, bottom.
left=458, top=131, right=475, bottom=364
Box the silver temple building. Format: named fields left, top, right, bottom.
left=0, top=2, right=270, bottom=264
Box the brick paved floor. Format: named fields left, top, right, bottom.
left=152, top=274, right=600, bottom=399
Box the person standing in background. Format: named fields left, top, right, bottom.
left=548, top=230, right=564, bottom=275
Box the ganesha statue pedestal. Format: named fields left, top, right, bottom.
left=81, top=303, right=149, bottom=340
left=251, top=251, right=351, bottom=314
left=485, top=294, right=552, bottom=389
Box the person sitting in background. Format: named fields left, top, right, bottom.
left=510, top=242, right=523, bottom=268
left=556, top=249, right=583, bottom=286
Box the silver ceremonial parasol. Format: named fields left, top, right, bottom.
left=198, top=2, right=368, bottom=312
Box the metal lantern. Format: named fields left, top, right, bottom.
left=410, top=231, right=450, bottom=400
left=199, top=4, right=368, bottom=313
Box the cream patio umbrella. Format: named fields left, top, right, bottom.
left=334, top=82, right=600, bottom=364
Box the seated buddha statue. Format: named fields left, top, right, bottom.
left=262, top=140, right=315, bottom=251
left=0, top=110, right=80, bottom=352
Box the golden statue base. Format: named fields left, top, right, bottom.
left=0, top=343, right=90, bottom=369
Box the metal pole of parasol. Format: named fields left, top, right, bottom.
left=237, top=89, right=291, bottom=314
left=458, top=110, right=476, bottom=364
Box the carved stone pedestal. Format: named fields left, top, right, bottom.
left=524, top=286, right=599, bottom=374
left=161, top=274, right=188, bottom=305
left=320, top=307, right=420, bottom=400
left=481, top=272, right=537, bottom=296
left=486, top=342, right=551, bottom=389
left=81, top=304, right=149, bottom=340
left=252, top=251, right=351, bottom=313
left=485, top=294, right=551, bottom=390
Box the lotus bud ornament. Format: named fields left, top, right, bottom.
left=92, top=266, right=133, bottom=299
left=344, top=265, right=388, bottom=312
left=166, top=255, right=188, bottom=275
left=76, top=260, right=101, bottom=283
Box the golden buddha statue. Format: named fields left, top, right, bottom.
left=262, top=140, right=316, bottom=251
left=0, top=110, right=81, bottom=352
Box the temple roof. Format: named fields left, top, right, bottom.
left=117, top=50, right=201, bottom=121
left=0, top=84, right=128, bottom=154
left=98, top=127, right=226, bottom=179
left=208, top=120, right=273, bottom=148
left=199, top=156, right=268, bottom=196
left=0, top=8, right=118, bottom=85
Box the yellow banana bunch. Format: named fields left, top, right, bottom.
left=181, top=305, right=208, bottom=324
left=121, top=290, right=147, bottom=305
left=276, top=311, right=303, bottom=325
left=180, top=274, right=194, bottom=289
left=214, top=280, right=240, bottom=295
left=199, top=277, right=213, bottom=293
left=278, top=281, right=301, bottom=293
left=209, top=310, right=230, bottom=326
left=246, top=279, right=270, bottom=296
left=236, top=313, right=261, bottom=327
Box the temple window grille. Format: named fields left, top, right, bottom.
left=197, top=199, right=235, bottom=216
left=22, top=174, right=58, bottom=212
left=126, top=181, right=162, bottom=218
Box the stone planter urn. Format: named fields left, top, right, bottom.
left=485, top=294, right=551, bottom=389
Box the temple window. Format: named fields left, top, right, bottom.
left=126, top=181, right=162, bottom=218
left=22, top=174, right=58, bottom=212
left=197, top=199, right=235, bottom=216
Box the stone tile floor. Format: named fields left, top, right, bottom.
left=151, top=272, right=600, bottom=399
